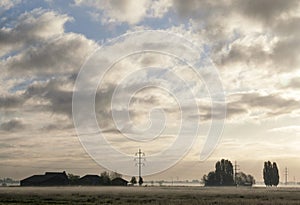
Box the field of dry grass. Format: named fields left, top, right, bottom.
left=0, top=186, right=300, bottom=204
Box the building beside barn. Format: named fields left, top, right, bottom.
left=111, top=177, right=128, bottom=186
left=20, top=171, right=129, bottom=186
left=20, top=171, right=69, bottom=186
left=79, top=175, right=102, bottom=186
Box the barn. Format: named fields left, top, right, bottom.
left=20, top=171, right=69, bottom=186
left=79, top=175, right=102, bottom=185
left=111, top=177, right=128, bottom=186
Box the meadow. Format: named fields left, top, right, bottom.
left=0, top=186, right=300, bottom=205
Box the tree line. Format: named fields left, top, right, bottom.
left=203, top=159, right=280, bottom=187
left=129, top=176, right=144, bottom=186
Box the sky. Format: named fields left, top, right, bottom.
left=0, top=0, right=300, bottom=182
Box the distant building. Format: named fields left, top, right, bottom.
left=79, top=175, right=102, bottom=186
left=111, top=177, right=128, bottom=186
left=20, top=171, right=69, bottom=186
left=21, top=172, right=129, bottom=187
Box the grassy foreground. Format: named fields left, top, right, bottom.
left=0, top=186, right=300, bottom=205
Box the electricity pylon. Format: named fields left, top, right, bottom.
left=134, top=149, right=145, bottom=185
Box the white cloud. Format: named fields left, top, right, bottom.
left=269, top=126, right=300, bottom=134
left=0, top=8, right=73, bottom=57
left=4, top=33, right=96, bottom=76
left=149, top=0, right=172, bottom=18
left=0, top=8, right=98, bottom=136
left=0, top=0, right=21, bottom=10
left=74, top=0, right=171, bottom=24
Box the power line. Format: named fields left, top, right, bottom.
left=134, top=148, right=145, bottom=183
left=285, top=167, right=288, bottom=185
left=234, top=161, right=240, bottom=185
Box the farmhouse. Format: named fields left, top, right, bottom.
left=21, top=171, right=129, bottom=186
left=111, top=177, right=128, bottom=186
left=20, top=171, right=69, bottom=186
left=79, top=175, right=102, bottom=185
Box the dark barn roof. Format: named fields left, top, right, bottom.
left=20, top=171, right=68, bottom=186
left=79, top=175, right=102, bottom=185
left=111, top=177, right=128, bottom=186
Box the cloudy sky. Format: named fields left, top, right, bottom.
left=1, top=0, right=300, bottom=182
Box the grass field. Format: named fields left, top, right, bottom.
left=0, top=186, right=300, bottom=204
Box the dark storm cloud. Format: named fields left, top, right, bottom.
left=1, top=8, right=96, bottom=76
left=198, top=104, right=247, bottom=121
left=191, top=91, right=300, bottom=121
left=23, top=79, right=115, bottom=120
left=273, top=17, right=300, bottom=37
left=229, top=92, right=300, bottom=118
left=25, top=79, right=73, bottom=117
left=235, top=0, right=299, bottom=24
left=234, top=1, right=300, bottom=72
left=0, top=78, right=74, bottom=118
left=217, top=43, right=269, bottom=67
left=216, top=35, right=300, bottom=72
left=271, top=38, right=300, bottom=71
left=0, top=119, right=25, bottom=131
left=40, top=123, right=74, bottom=131
left=1, top=0, right=299, bottom=133
left=5, top=34, right=96, bottom=76
left=172, top=0, right=300, bottom=73
left=172, top=0, right=299, bottom=25
left=0, top=8, right=97, bottom=129
left=172, top=0, right=231, bottom=40
left=0, top=94, right=24, bottom=109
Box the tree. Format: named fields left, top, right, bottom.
left=67, top=173, right=80, bottom=185
left=263, top=162, right=268, bottom=186
left=110, top=171, right=122, bottom=180
left=201, top=174, right=207, bottom=185
left=263, top=161, right=279, bottom=187
left=130, top=176, right=137, bottom=185
left=158, top=180, right=164, bottom=186
left=263, top=161, right=271, bottom=186
left=203, top=159, right=234, bottom=186
left=236, top=172, right=255, bottom=186
left=215, top=159, right=234, bottom=186
left=100, top=171, right=111, bottom=185
left=204, top=171, right=217, bottom=186
left=150, top=180, right=154, bottom=186
left=267, top=161, right=273, bottom=186
left=272, top=162, right=279, bottom=187
left=246, top=174, right=255, bottom=185
left=138, top=176, right=143, bottom=186
left=236, top=172, right=247, bottom=186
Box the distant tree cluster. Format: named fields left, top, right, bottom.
left=0, top=178, right=19, bottom=186
left=67, top=171, right=122, bottom=186
left=67, top=173, right=80, bottom=185
left=138, top=176, right=144, bottom=186
left=0, top=178, right=19, bottom=184
left=235, top=172, right=255, bottom=186
left=263, top=161, right=279, bottom=187
left=130, top=176, right=137, bottom=185
left=100, top=171, right=112, bottom=185
left=129, top=176, right=144, bottom=186
left=203, top=159, right=235, bottom=186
